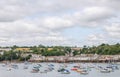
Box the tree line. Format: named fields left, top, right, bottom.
left=80, top=43, right=120, bottom=55
left=0, top=43, right=119, bottom=61
left=0, top=51, right=31, bottom=61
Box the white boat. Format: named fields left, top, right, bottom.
left=7, top=67, right=12, bottom=71
left=40, top=70, right=47, bottom=73
left=11, top=64, right=19, bottom=69
left=100, top=69, right=110, bottom=73
left=61, top=70, right=70, bottom=74
left=31, top=68, right=39, bottom=73
left=23, top=65, right=28, bottom=69
left=80, top=71, right=88, bottom=75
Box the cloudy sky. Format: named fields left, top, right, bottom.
left=0, top=0, right=120, bottom=46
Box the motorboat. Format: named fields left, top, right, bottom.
left=31, top=68, right=39, bottom=73
left=100, top=69, right=110, bottom=73
left=71, top=68, right=78, bottom=71
left=80, top=70, right=89, bottom=75
left=23, top=65, right=28, bottom=69
left=58, top=68, right=65, bottom=72
left=61, top=69, right=70, bottom=74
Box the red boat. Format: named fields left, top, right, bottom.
left=71, top=68, right=78, bottom=71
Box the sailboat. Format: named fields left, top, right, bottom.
left=23, top=57, right=29, bottom=69
left=6, top=56, right=12, bottom=71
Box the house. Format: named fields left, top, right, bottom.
left=29, top=54, right=46, bottom=62
left=47, top=48, right=53, bottom=51
left=0, top=48, right=11, bottom=55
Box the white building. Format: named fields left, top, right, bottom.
left=0, top=48, right=11, bottom=55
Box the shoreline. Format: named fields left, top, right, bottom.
left=1, top=59, right=120, bottom=63
left=28, top=60, right=120, bottom=63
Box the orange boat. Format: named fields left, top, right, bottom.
left=76, top=69, right=82, bottom=72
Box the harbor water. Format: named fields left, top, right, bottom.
left=0, top=63, right=120, bottom=77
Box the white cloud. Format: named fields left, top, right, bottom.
left=0, top=0, right=119, bottom=46
left=87, top=34, right=107, bottom=44
left=81, top=7, right=114, bottom=21
left=73, top=6, right=115, bottom=27
left=0, top=18, right=73, bottom=46
left=105, top=23, right=120, bottom=38
left=42, top=16, right=73, bottom=29
left=34, top=6, right=115, bottom=29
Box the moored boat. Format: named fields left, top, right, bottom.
left=100, top=69, right=110, bottom=73
left=71, top=68, right=78, bottom=71
left=31, top=68, right=39, bottom=73
left=61, top=69, right=70, bottom=74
